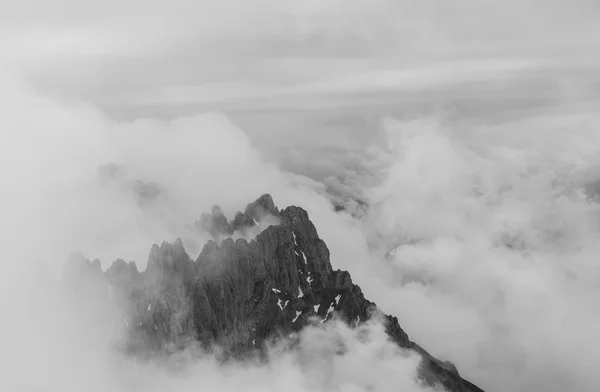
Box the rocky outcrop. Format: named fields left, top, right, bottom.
left=194, top=193, right=281, bottom=241
left=63, top=194, right=484, bottom=392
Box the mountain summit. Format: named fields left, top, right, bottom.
left=63, top=194, right=484, bottom=392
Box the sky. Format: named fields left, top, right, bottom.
left=1, top=1, right=600, bottom=392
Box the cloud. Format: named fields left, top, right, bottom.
left=338, top=113, right=600, bottom=391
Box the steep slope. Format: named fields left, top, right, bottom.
left=63, top=194, right=484, bottom=392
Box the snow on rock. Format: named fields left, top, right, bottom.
left=322, top=303, right=334, bottom=323
left=293, top=311, right=302, bottom=323
left=277, top=298, right=290, bottom=310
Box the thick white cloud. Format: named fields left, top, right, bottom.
left=338, top=114, right=600, bottom=391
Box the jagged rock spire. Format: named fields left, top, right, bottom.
left=62, top=195, right=484, bottom=392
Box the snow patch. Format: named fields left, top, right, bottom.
left=147, top=304, right=152, bottom=312
left=313, top=304, right=319, bottom=313
left=293, top=311, right=302, bottom=323
left=335, top=294, right=341, bottom=304
left=300, top=250, right=307, bottom=264
left=322, top=311, right=332, bottom=323
left=292, top=231, right=297, bottom=245
left=271, top=288, right=281, bottom=294
left=298, top=286, right=304, bottom=298
left=322, top=304, right=334, bottom=323
left=277, top=298, right=290, bottom=310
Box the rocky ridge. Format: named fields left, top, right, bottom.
left=63, top=194, right=484, bottom=392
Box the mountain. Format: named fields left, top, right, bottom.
left=63, top=194, right=485, bottom=392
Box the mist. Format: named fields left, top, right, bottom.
left=2, top=1, right=600, bottom=392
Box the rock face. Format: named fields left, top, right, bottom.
left=63, top=194, right=484, bottom=392
left=194, top=193, right=281, bottom=241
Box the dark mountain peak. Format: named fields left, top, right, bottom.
left=144, top=239, right=195, bottom=289
left=106, top=258, right=139, bottom=276
left=211, top=205, right=225, bottom=217
left=147, top=241, right=185, bottom=271
left=90, top=258, right=102, bottom=273
left=193, top=194, right=282, bottom=241
left=280, top=205, right=320, bottom=241
left=244, top=193, right=279, bottom=220
left=63, top=195, right=484, bottom=392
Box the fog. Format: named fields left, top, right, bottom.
left=1, top=1, right=600, bottom=392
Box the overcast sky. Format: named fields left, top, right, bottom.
left=2, top=0, right=600, bottom=116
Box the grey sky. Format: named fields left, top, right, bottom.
left=3, top=0, right=600, bottom=114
